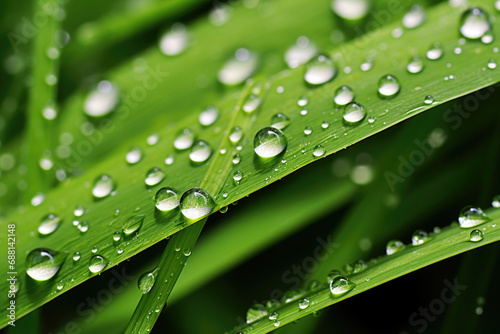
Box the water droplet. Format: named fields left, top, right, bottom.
left=304, top=126, right=312, bottom=135
left=91, top=246, right=98, bottom=254
left=31, top=192, right=45, bottom=207
left=458, top=206, right=490, bottom=228
left=386, top=240, right=405, bottom=255
left=189, top=141, right=212, bottom=163
left=411, top=230, right=431, bottom=245
left=407, top=56, right=424, bottom=74
left=271, top=113, right=290, bottom=130
left=360, top=58, right=373, bottom=71
left=199, top=106, right=219, bottom=126
left=284, top=36, right=317, bottom=68
left=229, top=126, right=243, bottom=144
left=313, top=145, right=326, bottom=157
left=164, top=154, right=175, bottom=166
left=42, top=104, right=57, bottom=120
left=232, top=154, right=241, bottom=165
left=268, top=311, right=279, bottom=320
left=304, top=55, right=336, bottom=85
left=84, top=81, right=119, bottom=117
left=424, top=95, right=435, bottom=104
left=326, top=269, right=342, bottom=284
left=242, top=94, right=261, bottom=113
left=481, top=33, right=493, bottom=44
left=299, top=298, right=310, bottom=309
left=88, top=255, right=108, bottom=273
left=426, top=43, right=443, bottom=60
left=233, top=170, right=243, bottom=184
left=26, top=248, right=64, bottom=281
left=122, top=214, right=145, bottom=236
left=72, top=251, right=81, bottom=262
left=300, top=109, right=308, bottom=116
left=254, top=127, right=287, bottom=158
left=117, top=248, right=124, bottom=255
left=173, top=129, right=195, bottom=150
left=297, top=95, right=309, bottom=107
left=77, top=221, right=89, bottom=233
left=92, top=174, right=114, bottom=199
left=126, top=147, right=142, bottom=165
left=321, top=120, right=330, bottom=129
left=246, top=304, right=267, bottom=323
left=145, top=167, right=164, bottom=186
left=180, top=188, right=215, bottom=219
left=460, top=8, right=490, bottom=40
left=469, top=229, right=484, bottom=242
left=159, top=23, right=188, bottom=56
left=331, top=0, right=369, bottom=20
left=330, top=276, right=356, bottom=296
left=138, top=268, right=159, bottom=294
left=487, top=59, right=497, bottom=69
left=334, top=85, right=354, bottom=106
left=56, top=280, right=64, bottom=291
left=402, top=5, right=425, bottom=29
left=155, top=187, right=179, bottom=211
left=147, top=133, right=159, bottom=146
left=343, top=102, right=366, bottom=124
left=378, top=75, right=400, bottom=98
left=492, top=195, right=500, bottom=207
left=219, top=206, right=228, bottom=213
left=113, top=231, right=122, bottom=242
left=218, top=48, right=258, bottom=86
left=38, top=213, right=61, bottom=235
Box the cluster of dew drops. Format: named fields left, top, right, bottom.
left=19, top=1, right=500, bottom=309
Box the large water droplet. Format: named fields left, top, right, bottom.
left=331, top=0, right=369, bottom=20
left=304, top=55, right=336, bottom=85
left=386, top=240, right=405, bottom=255
left=402, top=5, right=425, bottom=29
left=145, top=167, right=164, bottom=186
left=174, top=129, right=195, bottom=150
left=199, top=106, right=219, bottom=126
left=159, top=23, right=188, bottom=56
left=122, top=214, right=145, bottom=236
left=189, top=141, right=212, bottom=163
left=218, top=48, right=258, bottom=86
left=246, top=304, right=267, bottom=323
left=88, top=255, right=108, bottom=273
left=126, top=147, right=142, bottom=165
left=271, top=113, right=290, bottom=130
left=343, top=102, right=366, bottom=124
left=313, top=145, right=326, bottom=157
left=460, top=8, right=490, bottom=39
left=180, top=188, right=215, bottom=219
left=84, top=81, right=119, bottom=117
left=458, top=206, right=490, bottom=228
left=38, top=213, right=61, bottom=235
left=138, top=268, right=159, bottom=294
left=155, top=187, right=180, bottom=211
left=330, top=276, right=356, bottom=296
left=254, top=127, right=287, bottom=158
left=378, top=75, right=400, bottom=98
left=284, top=36, right=318, bottom=69
left=299, top=298, right=310, bottom=309
left=334, top=85, right=354, bottom=106
left=92, top=174, right=114, bottom=199
left=26, top=248, right=64, bottom=281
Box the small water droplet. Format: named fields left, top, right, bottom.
left=113, top=231, right=122, bottom=242
left=407, top=56, right=424, bottom=74
left=31, top=192, right=45, bottom=207
left=38, top=213, right=61, bottom=235
left=232, top=154, right=241, bottom=165
left=155, top=187, right=180, bottom=211
left=229, top=126, right=243, bottom=144
left=284, top=36, right=317, bottom=68
left=321, top=120, right=330, bottom=129
left=26, top=248, right=64, bottom=281
left=330, top=276, right=356, bottom=296
left=147, top=133, right=159, bottom=146
left=122, top=214, right=145, bottom=236
left=84, top=81, right=119, bottom=117
left=199, top=106, right=219, bottom=126
left=77, top=221, right=89, bottom=233
left=331, top=0, right=369, bottom=20
left=218, top=48, right=258, bottom=86
left=304, top=55, right=336, bottom=85
left=246, top=304, right=267, bottom=323
left=159, top=23, right=188, bottom=56
left=386, top=239, right=405, bottom=255
left=424, top=95, right=435, bottom=104
left=145, top=167, right=164, bottom=186
left=378, top=75, right=400, bottom=98
left=304, top=126, right=313, bottom=135
left=334, top=85, right=354, bottom=106
left=492, top=195, right=500, bottom=207
left=138, top=268, right=159, bottom=294
left=411, top=230, right=431, bottom=245
left=360, top=57, right=373, bottom=71
left=189, top=141, right=212, bottom=163
left=460, top=8, right=490, bottom=40
left=300, top=109, right=308, bottom=116
left=458, top=206, right=490, bottom=228
left=254, top=127, right=287, bottom=158
left=297, top=95, right=309, bottom=107
left=271, top=113, right=290, bottom=130
left=164, top=154, right=175, bottom=165
left=487, top=59, right=497, bottom=69
left=299, top=298, right=310, bottom=309
left=180, top=188, right=215, bottom=219
left=126, top=147, right=142, bottom=165
left=233, top=170, right=243, bottom=184
left=88, top=255, right=108, bottom=273
left=469, top=229, right=484, bottom=242
left=402, top=5, right=425, bottom=29
left=343, top=102, right=366, bottom=124
left=313, top=145, right=326, bottom=157
left=91, top=246, right=98, bottom=254
left=242, top=94, right=261, bottom=113
left=173, top=129, right=195, bottom=150
left=92, top=174, right=114, bottom=199
left=56, top=280, right=64, bottom=291
left=72, top=251, right=81, bottom=262
left=426, top=43, right=443, bottom=60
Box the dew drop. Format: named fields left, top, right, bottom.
left=246, top=304, right=267, bottom=323
left=424, top=95, right=435, bottom=104
left=407, top=56, right=424, bottom=74
left=38, top=213, right=61, bottom=235
left=426, top=43, right=443, bottom=60
left=92, top=174, right=114, bottom=199
left=492, top=195, right=500, bottom=207
left=232, top=154, right=241, bottom=165
left=334, top=85, right=354, bottom=106
left=304, top=55, right=336, bottom=85
left=88, top=255, right=108, bottom=273
left=386, top=239, right=405, bottom=255
left=26, top=248, right=64, bottom=281
left=313, top=145, right=326, bottom=157
left=145, top=167, right=164, bottom=186
left=159, top=23, right=188, bottom=56
left=378, top=75, right=400, bottom=98
left=218, top=48, right=258, bottom=86
left=330, top=276, right=356, bottom=296
left=189, top=141, right=212, bottom=163
left=254, top=127, right=287, bottom=158
left=233, top=170, right=243, bottom=184
left=126, top=147, right=142, bottom=165
left=155, top=187, right=180, bottom=211
left=77, top=221, right=89, bottom=233
left=343, top=102, right=366, bottom=124
left=180, top=188, right=215, bottom=219
left=122, top=214, right=145, bottom=236
left=469, top=229, right=484, bottom=242
left=284, top=36, right=317, bottom=69
left=31, top=192, right=45, bottom=207
left=271, top=113, right=290, bottom=130
left=321, top=120, right=330, bottom=129
left=402, top=5, right=425, bottom=29
left=297, top=95, right=309, bottom=107
left=460, top=8, right=490, bottom=40
left=173, top=129, right=195, bottom=150
left=72, top=251, right=81, bottom=262
left=299, top=298, right=310, bottom=310
left=411, top=230, right=431, bottom=246
left=138, top=268, right=159, bottom=294
left=199, top=106, right=219, bottom=126
left=147, top=133, right=159, bottom=146
left=113, top=231, right=122, bottom=242
left=487, top=59, right=497, bottom=69
left=331, top=0, right=369, bottom=20
left=84, top=81, right=119, bottom=117
left=458, top=206, right=490, bottom=228
left=242, top=94, right=261, bottom=113
left=229, top=126, right=243, bottom=144
left=164, top=154, right=175, bottom=166
left=56, top=281, right=64, bottom=291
